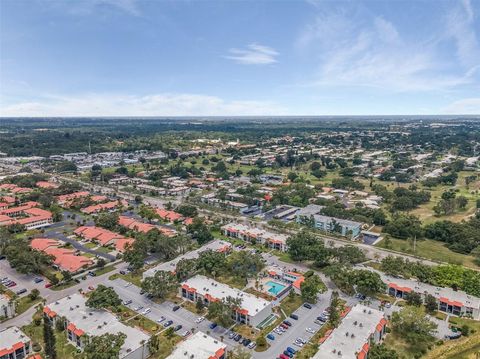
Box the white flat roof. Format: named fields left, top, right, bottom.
left=315, top=304, right=384, bottom=359
left=167, top=331, right=226, bottom=359
left=46, top=294, right=150, bottom=358
left=0, top=326, right=30, bottom=351
left=182, top=275, right=270, bottom=317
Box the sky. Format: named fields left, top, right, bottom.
left=1, top=0, right=479, bottom=117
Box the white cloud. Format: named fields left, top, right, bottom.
left=441, top=97, right=480, bottom=114
left=0, top=93, right=288, bottom=117
left=297, top=3, right=479, bottom=92
left=225, top=43, right=279, bottom=65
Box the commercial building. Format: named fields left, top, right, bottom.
left=43, top=294, right=150, bottom=359
left=0, top=293, right=15, bottom=319
left=221, top=223, right=289, bottom=252
left=0, top=326, right=32, bottom=359
left=387, top=277, right=480, bottom=320
left=180, top=275, right=272, bottom=327
left=143, top=240, right=231, bottom=279
left=167, top=331, right=226, bottom=359
left=315, top=304, right=387, bottom=359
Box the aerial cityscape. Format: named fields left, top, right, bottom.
left=1, top=1, right=480, bottom=359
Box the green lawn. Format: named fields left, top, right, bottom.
left=16, top=295, right=42, bottom=315
left=279, top=293, right=303, bottom=316
left=376, top=237, right=479, bottom=269
left=109, top=272, right=143, bottom=287
left=93, top=265, right=116, bottom=276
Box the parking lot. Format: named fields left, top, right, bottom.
left=108, top=278, right=247, bottom=350
left=0, top=259, right=45, bottom=297
left=252, top=291, right=331, bottom=359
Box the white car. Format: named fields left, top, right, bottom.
left=141, top=308, right=151, bottom=315
left=306, top=327, right=315, bottom=334
left=134, top=306, right=143, bottom=311
left=156, top=316, right=165, bottom=323
left=124, top=282, right=132, bottom=288
left=195, top=316, right=205, bottom=323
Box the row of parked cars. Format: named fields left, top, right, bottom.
left=227, top=331, right=256, bottom=349
left=1, top=277, right=27, bottom=295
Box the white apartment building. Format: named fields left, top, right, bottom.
left=180, top=275, right=272, bottom=327
left=0, top=327, right=32, bottom=359
left=315, top=304, right=387, bottom=359
left=167, top=332, right=227, bottom=359
left=43, top=294, right=150, bottom=359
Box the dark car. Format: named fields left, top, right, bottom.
left=283, top=350, right=293, bottom=358
left=234, top=334, right=242, bottom=342
left=243, top=339, right=251, bottom=347
left=174, top=325, right=182, bottom=332
left=172, top=305, right=180, bottom=311
left=209, top=322, right=217, bottom=329
left=303, top=303, right=312, bottom=309
left=290, top=314, right=299, bottom=320
left=34, top=277, right=44, bottom=283
left=16, top=288, right=27, bottom=295
left=283, top=320, right=292, bottom=326
left=120, top=270, right=126, bottom=275
left=163, top=320, right=173, bottom=327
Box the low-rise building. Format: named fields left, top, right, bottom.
left=387, top=277, right=480, bottom=320
left=0, top=326, right=32, bottom=359
left=314, top=304, right=387, bottom=359
left=180, top=275, right=272, bottom=327
left=221, top=223, right=289, bottom=251
left=167, top=331, right=226, bottom=359
left=0, top=202, right=53, bottom=230
left=43, top=294, right=150, bottom=359
left=0, top=293, right=15, bottom=319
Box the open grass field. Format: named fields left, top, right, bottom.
left=376, top=237, right=480, bottom=269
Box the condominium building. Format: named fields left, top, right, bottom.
left=180, top=275, right=272, bottom=327
left=221, top=223, right=289, bottom=251
left=387, top=277, right=480, bottom=320
left=315, top=304, right=387, bottom=359
left=43, top=294, right=150, bottom=359
left=167, top=332, right=226, bottom=359
left=0, top=327, right=32, bottom=359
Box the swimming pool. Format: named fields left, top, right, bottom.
left=266, top=281, right=287, bottom=296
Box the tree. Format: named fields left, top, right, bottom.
left=197, top=250, right=227, bottom=278
left=176, top=204, right=198, bottom=218
left=328, top=291, right=341, bottom=327
left=141, top=270, right=178, bottom=299
left=84, top=333, right=126, bottom=359
left=300, top=274, right=325, bottom=303
left=196, top=298, right=205, bottom=312
left=207, top=296, right=242, bottom=327
left=123, top=237, right=148, bottom=270
left=187, top=218, right=213, bottom=245
left=405, top=291, right=423, bottom=306
left=256, top=335, right=267, bottom=349
left=175, top=258, right=198, bottom=282
left=353, top=270, right=386, bottom=296
left=43, top=318, right=57, bottom=359
left=148, top=335, right=160, bottom=354
left=227, top=251, right=265, bottom=281
left=61, top=270, right=72, bottom=283
left=94, top=212, right=119, bottom=230
left=287, top=230, right=318, bottom=261
left=333, top=246, right=366, bottom=265
left=29, top=288, right=40, bottom=301
left=424, top=294, right=438, bottom=313
left=86, top=285, right=121, bottom=309
left=391, top=306, right=437, bottom=350
left=368, top=343, right=399, bottom=359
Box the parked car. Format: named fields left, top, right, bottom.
left=174, top=325, right=182, bottom=332
left=172, top=305, right=180, bottom=311
left=7, top=281, right=16, bottom=287
left=283, top=320, right=292, bottom=326
left=228, top=332, right=236, bottom=339
left=267, top=333, right=275, bottom=340
left=283, top=351, right=293, bottom=358
left=279, top=354, right=290, bottom=359
left=16, top=288, right=27, bottom=295
left=120, top=270, right=126, bottom=275
left=303, top=303, right=312, bottom=309
left=182, top=330, right=191, bottom=337
left=134, top=306, right=143, bottom=311
left=163, top=320, right=173, bottom=327
left=209, top=322, right=217, bottom=329
left=286, top=347, right=296, bottom=354
left=156, top=316, right=166, bottom=323
left=141, top=308, right=151, bottom=315
left=290, top=314, right=299, bottom=320
left=195, top=316, right=205, bottom=323
left=234, top=334, right=242, bottom=342
left=34, top=277, right=44, bottom=283
left=248, top=342, right=256, bottom=349
left=45, top=282, right=53, bottom=288
left=123, top=300, right=132, bottom=305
